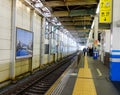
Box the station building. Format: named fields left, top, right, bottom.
left=0, top=0, right=120, bottom=95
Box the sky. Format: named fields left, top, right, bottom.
left=17, top=28, right=33, bottom=45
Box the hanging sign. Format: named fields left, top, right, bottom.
left=99, top=0, right=112, bottom=23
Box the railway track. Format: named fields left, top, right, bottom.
left=0, top=53, right=77, bottom=95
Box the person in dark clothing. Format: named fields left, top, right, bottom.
left=83, top=48, right=87, bottom=56
left=89, top=47, right=93, bottom=56
left=77, top=51, right=81, bottom=66
left=87, top=47, right=89, bottom=56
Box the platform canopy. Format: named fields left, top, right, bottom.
left=34, top=0, right=99, bottom=45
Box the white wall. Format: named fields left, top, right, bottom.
left=0, top=0, right=77, bottom=83
left=15, top=0, right=31, bottom=76
left=15, top=0, right=43, bottom=75
left=0, top=0, right=12, bottom=82
left=32, top=13, right=41, bottom=69
left=16, top=0, right=30, bottom=30
left=112, top=0, right=120, bottom=50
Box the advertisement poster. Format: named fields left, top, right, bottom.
left=16, top=28, right=33, bottom=59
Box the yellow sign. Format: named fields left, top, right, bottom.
left=99, top=0, right=112, bottom=23
left=100, top=0, right=112, bottom=11
left=100, top=11, right=111, bottom=23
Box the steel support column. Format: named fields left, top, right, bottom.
left=61, top=33, right=63, bottom=58
left=94, top=15, right=98, bottom=47
left=30, top=9, right=34, bottom=72
left=10, top=0, right=17, bottom=80
left=48, top=23, right=52, bottom=64
left=67, top=35, right=69, bottom=56
left=40, top=17, right=46, bottom=65
left=58, top=31, right=60, bottom=60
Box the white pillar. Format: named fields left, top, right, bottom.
left=100, top=32, right=105, bottom=62
left=48, top=23, right=51, bottom=64
left=57, top=30, right=60, bottom=61
left=88, top=29, right=94, bottom=47
left=58, top=32, right=60, bottom=59
left=30, top=9, right=34, bottom=72
left=89, top=30, right=93, bottom=39
left=110, top=0, right=120, bottom=81
left=104, top=30, right=111, bottom=52
left=10, top=0, right=17, bottom=80
left=66, top=35, right=68, bottom=55
left=40, top=17, right=45, bottom=65
left=94, top=15, right=99, bottom=47
left=61, top=33, right=63, bottom=58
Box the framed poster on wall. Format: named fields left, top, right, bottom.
left=16, top=28, right=33, bottom=59
left=45, top=44, right=49, bottom=54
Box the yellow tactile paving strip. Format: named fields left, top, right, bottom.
left=84, top=56, right=88, bottom=68
left=77, top=68, right=92, bottom=78
left=72, top=56, right=97, bottom=95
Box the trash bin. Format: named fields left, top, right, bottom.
left=93, top=51, right=98, bottom=59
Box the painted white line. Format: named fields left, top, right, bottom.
left=96, top=68, right=102, bottom=76
left=69, top=73, right=78, bottom=76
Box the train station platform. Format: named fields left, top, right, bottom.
left=45, top=55, right=120, bottom=95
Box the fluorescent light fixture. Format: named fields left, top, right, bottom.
left=91, top=21, right=94, bottom=29
left=56, top=22, right=62, bottom=25
left=42, top=7, right=48, bottom=11
left=96, top=3, right=100, bottom=14
left=35, top=3, right=43, bottom=8
left=31, top=0, right=51, bottom=17
left=84, top=26, right=86, bottom=29
left=41, top=7, right=51, bottom=17
left=32, top=0, right=40, bottom=3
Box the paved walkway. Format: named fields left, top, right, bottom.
left=72, top=56, right=97, bottom=95
left=46, top=55, right=120, bottom=95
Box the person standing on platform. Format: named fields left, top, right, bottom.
left=89, top=47, right=93, bottom=56
left=77, top=51, right=81, bottom=65
left=83, top=48, right=87, bottom=56
left=93, top=47, right=99, bottom=59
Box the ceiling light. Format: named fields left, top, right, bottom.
left=32, top=0, right=40, bottom=3
left=96, top=3, right=100, bottom=14
left=56, top=22, right=62, bottom=25
left=84, top=26, right=86, bottom=29
left=34, top=3, right=43, bottom=8
left=91, top=21, right=94, bottom=29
